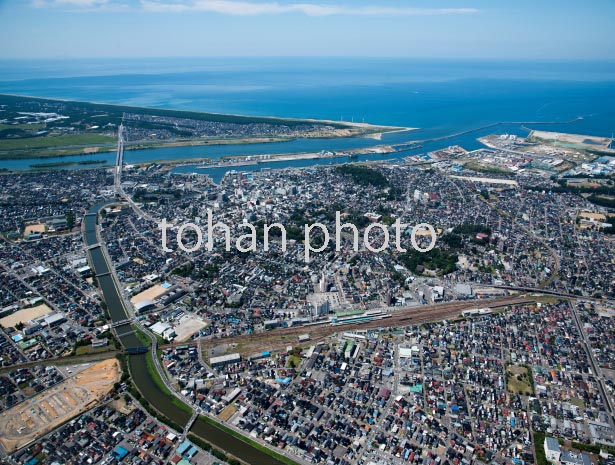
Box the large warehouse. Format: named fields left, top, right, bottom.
left=210, top=353, right=241, bottom=368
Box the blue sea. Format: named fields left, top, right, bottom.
left=1, top=58, right=614, bottom=173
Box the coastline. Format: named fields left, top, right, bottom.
left=0, top=93, right=413, bottom=161
left=0, top=127, right=414, bottom=161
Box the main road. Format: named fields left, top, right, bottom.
left=569, top=302, right=614, bottom=423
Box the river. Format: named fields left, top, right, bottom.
left=2, top=115, right=604, bottom=174
left=83, top=203, right=289, bottom=465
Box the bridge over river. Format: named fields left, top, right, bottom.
left=83, top=202, right=292, bottom=465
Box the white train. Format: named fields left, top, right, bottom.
left=461, top=307, right=492, bottom=317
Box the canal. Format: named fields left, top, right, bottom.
left=84, top=203, right=290, bottom=465
left=128, top=354, right=287, bottom=465
left=84, top=206, right=141, bottom=348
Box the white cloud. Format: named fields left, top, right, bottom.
left=33, top=0, right=108, bottom=5
left=31, top=0, right=129, bottom=10
left=140, top=0, right=479, bottom=16
left=55, top=0, right=109, bottom=5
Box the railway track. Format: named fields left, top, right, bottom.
left=0, top=349, right=120, bottom=375
left=196, top=295, right=537, bottom=355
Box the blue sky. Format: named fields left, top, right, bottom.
left=0, top=0, right=613, bottom=59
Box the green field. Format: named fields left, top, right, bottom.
left=134, top=326, right=149, bottom=346
left=75, top=344, right=114, bottom=356
left=506, top=364, right=534, bottom=395
left=287, top=355, right=301, bottom=368
left=0, top=93, right=401, bottom=162
left=533, top=432, right=548, bottom=465
left=0, top=123, right=45, bottom=131
left=0, top=133, right=115, bottom=151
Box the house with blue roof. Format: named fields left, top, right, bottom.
left=176, top=439, right=192, bottom=456
left=113, top=446, right=129, bottom=461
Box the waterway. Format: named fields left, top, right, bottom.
left=127, top=354, right=287, bottom=465
left=83, top=203, right=289, bottom=465
left=3, top=58, right=614, bottom=173
left=84, top=204, right=140, bottom=348
left=1, top=114, right=610, bottom=174
left=0, top=132, right=402, bottom=171
left=3, top=117, right=587, bottom=179
left=172, top=122, right=530, bottom=183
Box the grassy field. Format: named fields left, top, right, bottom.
left=133, top=326, right=151, bottom=347
left=287, top=355, right=301, bottom=368
left=0, top=134, right=115, bottom=151
left=534, top=296, right=565, bottom=305
left=132, top=325, right=165, bottom=348
left=0, top=123, right=45, bottom=131
left=75, top=344, right=114, bottom=356
left=533, top=432, right=548, bottom=465
left=506, top=364, right=534, bottom=395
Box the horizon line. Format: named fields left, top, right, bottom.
left=1, top=56, right=615, bottom=62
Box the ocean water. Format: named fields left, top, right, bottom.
left=1, top=58, right=614, bottom=171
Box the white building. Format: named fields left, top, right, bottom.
left=210, top=353, right=241, bottom=367
left=544, top=437, right=591, bottom=465
left=545, top=437, right=561, bottom=462
left=150, top=321, right=176, bottom=341
left=134, top=299, right=156, bottom=313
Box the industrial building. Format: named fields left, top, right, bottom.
left=210, top=353, right=241, bottom=368
left=150, top=321, right=176, bottom=341
left=134, top=299, right=156, bottom=314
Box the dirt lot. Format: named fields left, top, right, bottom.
left=579, top=212, right=607, bottom=221
left=174, top=314, right=208, bottom=342
left=108, top=396, right=135, bottom=415
left=22, top=223, right=45, bottom=238
left=530, top=130, right=614, bottom=151
left=130, top=284, right=167, bottom=304
left=0, top=359, right=120, bottom=453
left=218, top=404, right=238, bottom=421
left=0, top=304, right=53, bottom=328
